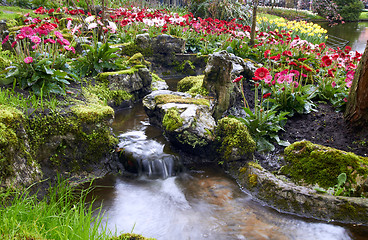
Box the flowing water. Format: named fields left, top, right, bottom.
left=90, top=100, right=368, bottom=240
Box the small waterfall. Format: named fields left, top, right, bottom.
left=117, top=130, right=182, bottom=179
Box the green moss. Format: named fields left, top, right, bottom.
left=215, top=117, right=256, bottom=160
left=162, top=107, right=183, bottom=131
left=97, top=66, right=142, bottom=82
left=155, top=94, right=210, bottom=106
left=0, top=105, right=24, bottom=126
left=0, top=106, right=27, bottom=181
left=111, top=232, right=156, bottom=240
left=248, top=173, right=258, bottom=188
left=27, top=112, right=118, bottom=168
left=178, top=130, right=208, bottom=148
left=177, top=75, right=208, bottom=96
left=0, top=122, right=17, bottom=147
left=127, top=53, right=151, bottom=66
left=151, top=72, right=164, bottom=83
left=248, top=161, right=262, bottom=170
left=120, top=42, right=153, bottom=57
left=174, top=60, right=196, bottom=75
left=71, top=103, right=114, bottom=123
left=84, top=83, right=133, bottom=105
left=282, top=140, right=368, bottom=189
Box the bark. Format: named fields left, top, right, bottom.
left=249, top=0, right=259, bottom=47
left=344, top=41, right=368, bottom=127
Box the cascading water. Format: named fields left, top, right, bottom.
left=90, top=101, right=366, bottom=240
left=117, top=130, right=181, bottom=179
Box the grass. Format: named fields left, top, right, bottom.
left=0, top=87, right=61, bottom=113
left=258, top=6, right=324, bottom=20
left=0, top=178, right=113, bottom=240
left=359, top=11, right=368, bottom=19
left=0, top=6, right=34, bottom=20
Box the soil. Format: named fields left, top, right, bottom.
left=239, top=80, right=368, bottom=171
left=279, top=103, right=368, bottom=158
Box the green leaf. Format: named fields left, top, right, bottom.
left=256, top=137, right=275, bottom=152
left=44, top=65, right=54, bottom=75
left=337, top=173, right=347, bottom=187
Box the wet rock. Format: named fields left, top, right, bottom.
left=142, top=90, right=216, bottom=156
left=203, top=50, right=257, bottom=120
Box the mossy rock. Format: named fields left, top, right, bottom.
left=97, top=67, right=142, bottom=82
left=127, top=53, right=151, bottom=67
left=177, top=75, right=208, bottom=96
left=154, top=94, right=210, bottom=106
left=110, top=233, right=156, bottom=240
left=84, top=83, right=133, bottom=106
left=119, top=42, right=153, bottom=57
left=282, top=140, right=368, bottom=191
left=0, top=105, right=24, bottom=126
left=215, top=117, right=256, bottom=160
left=71, top=103, right=114, bottom=123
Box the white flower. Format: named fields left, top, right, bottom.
left=88, top=23, right=98, bottom=30
left=107, top=21, right=117, bottom=33
left=85, top=15, right=95, bottom=23
left=67, top=20, right=72, bottom=30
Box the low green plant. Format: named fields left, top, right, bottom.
left=3, top=53, right=76, bottom=96
left=0, top=178, right=112, bottom=240
left=231, top=73, right=289, bottom=152
left=315, top=173, right=351, bottom=196
left=72, top=41, right=120, bottom=78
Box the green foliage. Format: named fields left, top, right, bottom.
left=0, top=178, right=113, bottom=240
left=72, top=41, right=120, bottom=78
left=338, top=0, right=364, bottom=21
left=7, top=0, right=32, bottom=8
left=189, top=0, right=251, bottom=25
left=231, top=106, right=289, bottom=152
left=268, top=84, right=317, bottom=116
left=3, top=53, right=77, bottom=96
left=259, top=7, right=321, bottom=20
left=215, top=117, right=256, bottom=160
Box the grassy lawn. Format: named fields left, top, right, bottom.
left=0, top=6, right=34, bottom=20
left=360, top=10, right=368, bottom=19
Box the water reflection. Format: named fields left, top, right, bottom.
left=318, top=22, right=368, bottom=53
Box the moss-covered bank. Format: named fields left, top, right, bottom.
left=281, top=140, right=368, bottom=196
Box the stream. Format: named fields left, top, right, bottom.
left=89, top=96, right=368, bottom=240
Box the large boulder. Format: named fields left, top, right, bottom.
left=143, top=90, right=216, bottom=155
left=203, top=50, right=257, bottom=120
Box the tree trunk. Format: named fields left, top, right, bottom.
left=344, top=41, right=368, bottom=127
left=249, top=0, right=259, bottom=47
